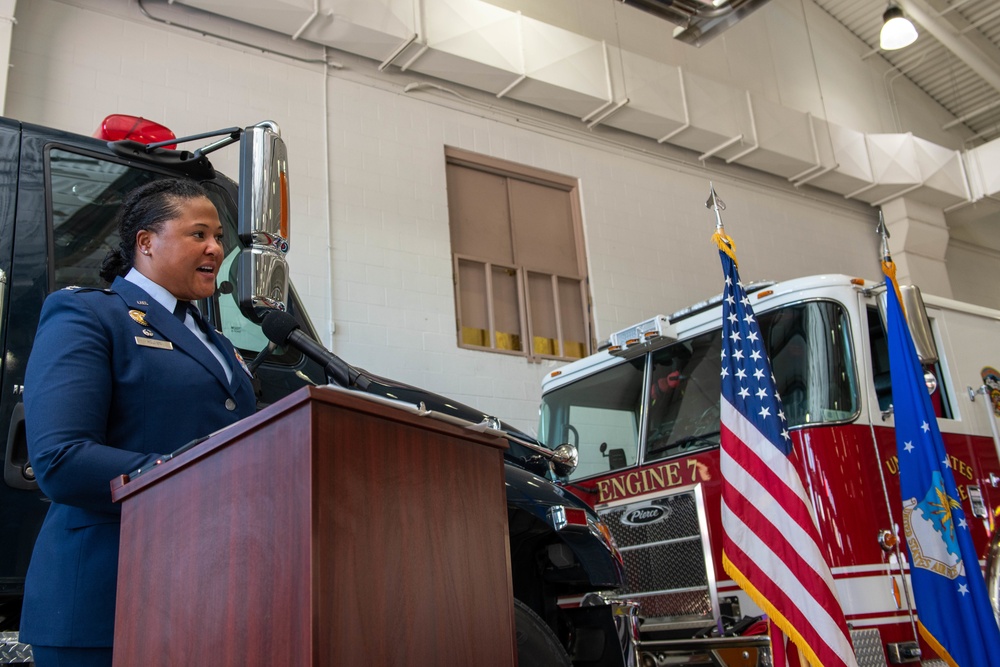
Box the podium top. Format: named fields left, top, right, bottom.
left=111, top=385, right=509, bottom=502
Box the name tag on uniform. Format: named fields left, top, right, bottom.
left=135, top=336, right=174, bottom=350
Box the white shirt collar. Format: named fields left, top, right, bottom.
left=124, top=267, right=180, bottom=314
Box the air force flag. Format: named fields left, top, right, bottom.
left=883, top=261, right=1000, bottom=667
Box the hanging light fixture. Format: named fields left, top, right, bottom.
left=880, top=3, right=918, bottom=50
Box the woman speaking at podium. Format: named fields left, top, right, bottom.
left=20, top=179, right=256, bottom=667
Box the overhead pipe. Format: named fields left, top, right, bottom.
left=793, top=163, right=839, bottom=187
left=291, top=0, right=320, bottom=41
left=942, top=98, right=1000, bottom=130
left=399, top=0, right=428, bottom=72
left=939, top=0, right=975, bottom=15
left=497, top=75, right=527, bottom=99
left=582, top=99, right=616, bottom=124
left=698, top=135, right=743, bottom=161
left=845, top=181, right=879, bottom=199
left=587, top=99, right=630, bottom=129
left=378, top=34, right=418, bottom=72
left=138, top=0, right=343, bottom=68
left=959, top=4, right=1000, bottom=36
left=964, top=124, right=1000, bottom=143
left=899, top=0, right=1000, bottom=95
left=399, top=45, right=429, bottom=72
left=872, top=183, right=925, bottom=207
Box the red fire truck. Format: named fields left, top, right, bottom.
left=538, top=272, right=1000, bottom=666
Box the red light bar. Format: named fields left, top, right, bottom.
left=95, top=115, right=177, bottom=149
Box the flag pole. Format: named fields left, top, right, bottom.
left=873, top=217, right=921, bottom=648
left=877, top=210, right=890, bottom=263
left=878, top=211, right=905, bottom=313
left=707, top=183, right=737, bottom=265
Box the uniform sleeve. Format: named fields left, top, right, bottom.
left=24, top=291, right=160, bottom=513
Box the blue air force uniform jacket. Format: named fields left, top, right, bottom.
left=20, top=276, right=256, bottom=647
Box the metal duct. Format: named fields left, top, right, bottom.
left=618, top=0, right=776, bottom=46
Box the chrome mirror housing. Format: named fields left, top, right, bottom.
left=237, top=121, right=290, bottom=323
left=550, top=443, right=579, bottom=477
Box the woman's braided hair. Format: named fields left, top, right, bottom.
left=99, top=179, right=210, bottom=283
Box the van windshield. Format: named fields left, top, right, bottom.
left=539, top=300, right=858, bottom=481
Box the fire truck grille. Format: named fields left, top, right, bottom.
left=621, top=537, right=706, bottom=591
left=598, top=488, right=717, bottom=629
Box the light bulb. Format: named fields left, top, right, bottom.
left=880, top=5, right=918, bottom=51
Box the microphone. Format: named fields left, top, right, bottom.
left=260, top=310, right=367, bottom=389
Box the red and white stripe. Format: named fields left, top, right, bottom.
left=720, top=399, right=858, bottom=667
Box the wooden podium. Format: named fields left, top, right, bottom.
left=111, top=386, right=516, bottom=666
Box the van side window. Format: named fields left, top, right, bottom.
left=48, top=149, right=158, bottom=289
left=866, top=306, right=953, bottom=419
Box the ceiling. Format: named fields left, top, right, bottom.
left=488, top=0, right=1000, bottom=146
left=812, top=0, right=1000, bottom=146
left=164, top=0, right=1000, bottom=245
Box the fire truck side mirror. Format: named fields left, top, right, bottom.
left=550, top=443, right=579, bottom=477
left=877, top=285, right=939, bottom=365
left=236, top=121, right=290, bottom=323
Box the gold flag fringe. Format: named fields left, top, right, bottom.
left=712, top=230, right=738, bottom=267
left=881, top=258, right=907, bottom=318
left=722, top=553, right=826, bottom=667
left=917, top=622, right=959, bottom=667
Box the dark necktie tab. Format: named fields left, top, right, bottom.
left=173, top=301, right=189, bottom=322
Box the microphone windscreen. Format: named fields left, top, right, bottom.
left=260, top=310, right=300, bottom=346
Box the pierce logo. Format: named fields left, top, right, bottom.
left=621, top=505, right=668, bottom=526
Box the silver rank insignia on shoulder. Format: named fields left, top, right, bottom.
left=135, top=337, right=173, bottom=350
left=129, top=310, right=149, bottom=326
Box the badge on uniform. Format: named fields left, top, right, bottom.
left=233, top=349, right=253, bottom=377
left=129, top=309, right=149, bottom=326
left=135, top=337, right=173, bottom=350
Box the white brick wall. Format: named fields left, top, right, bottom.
left=7, top=0, right=333, bottom=338
left=6, top=0, right=1000, bottom=436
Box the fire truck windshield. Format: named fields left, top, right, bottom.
left=540, top=300, right=859, bottom=481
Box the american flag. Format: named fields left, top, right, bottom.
left=712, top=216, right=858, bottom=666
